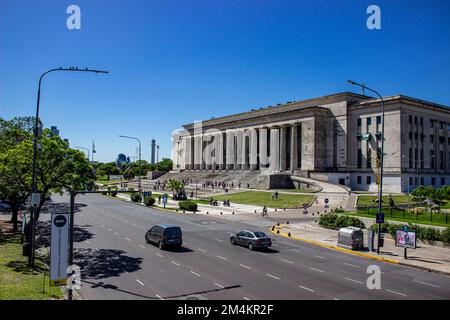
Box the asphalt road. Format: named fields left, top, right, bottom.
left=52, top=194, right=450, bottom=300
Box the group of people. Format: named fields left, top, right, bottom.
left=208, top=198, right=231, bottom=207
left=271, top=191, right=279, bottom=200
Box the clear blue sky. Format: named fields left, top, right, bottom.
left=1, top=0, right=449, bottom=163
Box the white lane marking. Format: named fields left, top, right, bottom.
left=309, top=267, right=324, bottom=273
left=243, top=297, right=251, bottom=300
left=345, top=277, right=364, bottom=285
left=272, top=243, right=279, bottom=247
left=94, top=221, right=98, bottom=224
left=124, top=237, right=132, bottom=242
left=156, top=253, right=163, bottom=257
left=289, top=248, right=300, bottom=252
left=190, top=271, right=201, bottom=277
left=198, top=248, right=207, bottom=253
left=115, top=232, right=120, bottom=236
left=136, top=279, right=144, bottom=286
left=280, top=259, right=294, bottom=264
left=299, top=285, right=315, bottom=292
left=197, top=233, right=204, bottom=236
left=133, top=224, right=137, bottom=227
left=214, top=282, right=224, bottom=288
left=100, top=224, right=105, bottom=228
left=266, top=274, right=280, bottom=280
left=214, top=238, right=224, bottom=243
left=107, top=228, right=112, bottom=232
left=171, top=261, right=180, bottom=266
left=386, top=289, right=407, bottom=297
left=240, top=264, right=251, bottom=269
left=315, top=255, right=325, bottom=259
left=140, top=226, right=145, bottom=229
left=413, top=279, right=441, bottom=288
left=333, top=298, right=339, bottom=300
left=124, top=220, right=128, bottom=223
left=156, top=294, right=164, bottom=300
left=344, top=262, right=361, bottom=268
left=217, top=255, right=227, bottom=260
left=139, top=245, right=146, bottom=249
left=85, top=240, right=90, bottom=245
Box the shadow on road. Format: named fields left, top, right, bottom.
left=81, top=279, right=158, bottom=300
left=75, top=248, right=143, bottom=279
left=162, top=284, right=242, bottom=300
left=35, top=220, right=95, bottom=248
left=39, top=200, right=87, bottom=216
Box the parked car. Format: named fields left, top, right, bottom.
left=230, top=230, right=272, bottom=250
left=0, top=201, right=11, bottom=212
left=145, top=224, right=182, bottom=250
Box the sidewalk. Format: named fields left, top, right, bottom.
left=272, top=222, right=450, bottom=276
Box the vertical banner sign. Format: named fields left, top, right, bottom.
left=50, top=213, right=69, bottom=286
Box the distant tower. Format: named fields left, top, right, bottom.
left=151, top=139, right=156, bottom=164
left=50, top=126, right=60, bottom=136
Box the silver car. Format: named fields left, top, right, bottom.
left=230, top=230, right=272, bottom=250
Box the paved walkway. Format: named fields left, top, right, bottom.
left=274, top=222, right=450, bottom=276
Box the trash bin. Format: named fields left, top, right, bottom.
left=379, top=234, right=384, bottom=248
left=22, top=242, right=30, bottom=256
left=338, top=227, right=364, bottom=251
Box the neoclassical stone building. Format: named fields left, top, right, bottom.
left=171, top=92, right=450, bottom=192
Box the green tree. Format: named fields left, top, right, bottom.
left=167, top=179, right=183, bottom=197
left=156, top=158, right=173, bottom=172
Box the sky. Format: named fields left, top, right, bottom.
left=1, top=0, right=449, bottom=163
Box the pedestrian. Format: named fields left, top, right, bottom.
left=158, top=195, right=161, bottom=204
left=275, top=190, right=279, bottom=200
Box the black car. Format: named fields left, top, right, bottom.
left=145, top=224, right=182, bottom=250
left=230, top=230, right=272, bottom=250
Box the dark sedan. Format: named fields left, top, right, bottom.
left=230, top=230, right=272, bottom=250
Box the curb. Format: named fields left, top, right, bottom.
left=269, top=224, right=400, bottom=265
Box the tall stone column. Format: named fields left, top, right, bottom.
left=270, top=127, right=280, bottom=172
left=300, top=120, right=314, bottom=170
left=183, top=136, right=191, bottom=170
left=214, top=131, right=223, bottom=170
left=205, top=134, right=212, bottom=171
left=226, top=130, right=235, bottom=170
left=193, top=135, right=202, bottom=170
left=290, top=125, right=298, bottom=171
left=259, top=128, right=269, bottom=168
left=280, top=126, right=287, bottom=171
left=235, top=129, right=243, bottom=170
left=250, top=128, right=258, bottom=170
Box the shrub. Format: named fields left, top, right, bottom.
left=144, top=196, right=156, bottom=206
left=441, top=227, right=450, bottom=245
left=130, top=193, right=142, bottom=202
left=110, top=189, right=118, bottom=197
left=319, top=213, right=365, bottom=230
left=179, top=200, right=198, bottom=212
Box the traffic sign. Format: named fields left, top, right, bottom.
left=376, top=213, right=384, bottom=223
left=50, top=213, right=69, bottom=286
left=31, top=193, right=41, bottom=206
left=324, top=198, right=329, bottom=204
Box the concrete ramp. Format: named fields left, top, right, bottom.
left=290, top=176, right=349, bottom=194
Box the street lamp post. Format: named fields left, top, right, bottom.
left=347, top=80, right=385, bottom=254
left=118, top=135, right=142, bottom=192
left=75, top=146, right=90, bottom=161
left=29, top=67, right=108, bottom=266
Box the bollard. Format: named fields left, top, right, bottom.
left=183, top=210, right=185, bottom=213
left=312, top=213, right=314, bottom=216
left=275, top=208, right=277, bottom=212
left=287, top=221, right=289, bottom=224
left=288, top=232, right=291, bottom=237
left=277, top=222, right=280, bottom=226
left=206, top=211, right=209, bottom=214
left=277, top=230, right=280, bottom=234
left=232, top=212, right=235, bottom=214
left=271, top=226, right=275, bottom=231
left=220, top=212, right=223, bottom=215
left=254, top=210, right=257, bottom=213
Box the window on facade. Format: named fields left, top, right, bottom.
left=431, top=177, right=436, bottom=185
left=430, top=135, right=434, bottom=143
left=357, top=176, right=362, bottom=184
left=376, top=116, right=381, bottom=125
left=430, top=150, right=435, bottom=169
left=414, top=116, right=418, bottom=125
left=367, top=149, right=372, bottom=168
left=430, top=120, right=434, bottom=128
left=357, top=118, right=362, bottom=127
left=420, top=177, right=424, bottom=186
left=420, top=117, right=423, bottom=126
left=409, top=177, right=413, bottom=186
left=440, top=122, right=444, bottom=129
left=441, top=177, right=445, bottom=186
left=409, top=131, right=412, bottom=140
left=409, top=115, right=412, bottom=124
left=366, top=176, right=372, bottom=185
left=357, top=149, right=362, bottom=168
left=440, top=151, right=444, bottom=170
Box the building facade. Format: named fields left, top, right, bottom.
left=171, top=92, right=450, bottom=192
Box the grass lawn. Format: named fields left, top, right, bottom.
left=274, top=188, right=318, bottom=193
left=357, top=195, right=411, bottom=206
left=0, top=231, right=64, bottom=300
left=211, top=191, right=315, bottom=209
left=345, top=209, right=450, bottom=228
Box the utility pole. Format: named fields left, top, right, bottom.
left=348, top=80, right=385, bottom=254
left=29, top=67, right=108, bottom=267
